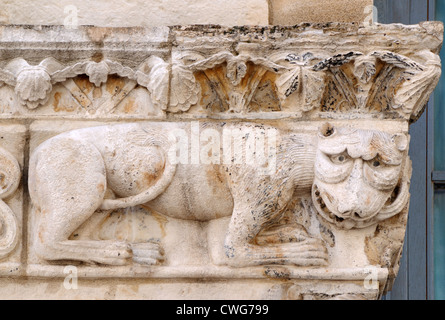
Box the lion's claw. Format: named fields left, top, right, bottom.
left=131, top=241, right=164, bottom=265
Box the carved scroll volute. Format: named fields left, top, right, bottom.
left=0, top=147, right=21, bottom=259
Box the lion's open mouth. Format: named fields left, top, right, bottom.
left=312, top=184, right=365, bottom=229
left=313, top=184, right=337, bottom=222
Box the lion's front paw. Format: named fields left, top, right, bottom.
left=283, top=238, right=329, bottom=266
left=258, top=239, right=329, bottom=267
left=130, top=241, right=164, bottom=265
left=255, top=223, right=309, bottom=245
left=224, top=237, right=329, bottom=267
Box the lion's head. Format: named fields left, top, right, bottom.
left=311, top=123, right=411, bottom=229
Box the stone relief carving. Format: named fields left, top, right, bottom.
left=28, top=122, right=324, bottom=266
left=312, top=123, right=411, bottom=230
left=0, top=147, right=21, bottom=259
left=0, top=39, right=439, bottom=120
left=0, top=52, right=439, bottom=124
left=0, top=125, right=26, bottom=273
left=27, top=121, right=411, bottom=269
left=0, top=22, right=442, bottom=299
left=312, top=50, right=442, bottom=121
left=0, top=56, right=170, bottom=113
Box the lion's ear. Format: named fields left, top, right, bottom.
left=392, top=133, right=408, bottom=152
left=319, top=123, right=335, bottom=138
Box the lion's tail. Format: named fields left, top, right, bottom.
left=99, top=152, right=176, bottom=211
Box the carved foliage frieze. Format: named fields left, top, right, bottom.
left=0, top=24, right=441, bottom=121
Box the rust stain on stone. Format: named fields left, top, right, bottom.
left=142, top=171, right=158, bottom=187
left=53, top=91, right=75, bottom=112
left=38, top=225, right=46, bottom=242
left=364, top=232, right=381, bottom=266
left=150, top=211, right=168, bottom=238
left=74, top=76, right=94, bottom=95
left=106, top=76, right=125, bottom=95
left=86, top=27, right=112, bottom=43
left=123, top=97, right=136, bottom=114
left=97, top=183, right=105, bottom=194
left=91, top=52, right=104, bottom=62
left=52, top=92, right=61, bottom=111
left=205, top=165, right=226, bottom=195
left=93, top=87, right=102, bottom=99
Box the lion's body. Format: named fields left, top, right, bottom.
left=28, top=122, right=408, bottom=267
left=29, top=122, right=327, bottom=266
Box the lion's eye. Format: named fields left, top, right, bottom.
left=329, top=153, right=350, bottom=164
left=368, top=156, right=385, bottom=168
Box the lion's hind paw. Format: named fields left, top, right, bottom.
left=131, top=240, right=164, bottom=265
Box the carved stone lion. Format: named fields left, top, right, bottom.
left=312, top=123, right=411, bottom=230
left=28, top=122, right=410, bottom=267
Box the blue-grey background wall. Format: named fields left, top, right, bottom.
left=375, top=0, right=434, bottom=300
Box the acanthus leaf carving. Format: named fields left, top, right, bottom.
left=84, top=61, right=111, bottom=87
left=0, top=67, right=15, bottom=88
left=0, top=50, right=438, bottom=121
left=4, top=58, right=62, bottom=109
left=134, top=56, right=169, bottom=111
left=51, top=59, right=136, bottom=85
left=371, top=50, right=442, bottom=122
left=306, top=50, right=442, bottom=121
left=165, top=52, right=202, bottom=113
left=276, top=67, right=299, bottom=100
left=169, top=63, right=201, bottom=112
left=182, top=51, right=288, bottom=113
left=312, top=52, right=364, bottom=72
left=353, top=55, right=377, bottom=84
left=0, top=56, right=171, bottom=112
left=275, top=53, right=326, bottom=112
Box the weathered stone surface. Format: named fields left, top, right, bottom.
left=0, top=0, right=269, bottom=27
left=0, top=22, right=442, bottom=300
left=270, top=0, right=374, bottom=24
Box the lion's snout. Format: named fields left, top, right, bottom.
left=336, top=207, right=366, bottom=220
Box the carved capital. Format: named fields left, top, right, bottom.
left=0, top=22, right=442, bottom=300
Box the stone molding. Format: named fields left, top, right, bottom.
left=0, top=23, right=441, bottom=120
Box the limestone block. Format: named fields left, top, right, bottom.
left=0, top=0, right=269, bottom=27
left=270, top=0, right=374, bottom=24
left=0, top=22, right=441, bottom=300
left=0, top=277, right=381, bottom=299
